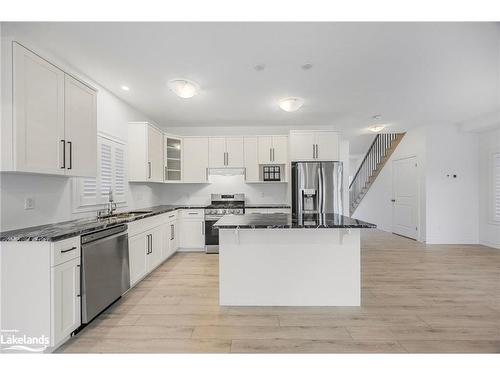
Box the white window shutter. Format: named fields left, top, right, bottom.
left=493, top=153, right=500, bottom=223
left=74, top=135, right=127, bottom=210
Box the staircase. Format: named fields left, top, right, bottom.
left=349, top=133, right=405, bottom=216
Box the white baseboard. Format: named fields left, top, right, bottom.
left=479, top=240, right=500, bottom=250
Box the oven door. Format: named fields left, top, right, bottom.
left=204, top=217, right=220, bottom=254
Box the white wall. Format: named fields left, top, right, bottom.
left=352, top=127, right=427, bottom=241
left=162, top=174, right=288, bottom=206
left=425, top=124, right=479, bottom=244
left=478, top=128, right=500, bottom=249
left=0, top=31, right=163, bottom=231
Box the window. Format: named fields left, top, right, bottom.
left=493, top=152, right=500, bottom=223
left=73, top=134, right=127, bottom=211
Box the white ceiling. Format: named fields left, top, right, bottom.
left=3, top=22, right=499, bottom=153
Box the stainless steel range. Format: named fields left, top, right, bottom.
left=205, top=193, right=245, bottom=254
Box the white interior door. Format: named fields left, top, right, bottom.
left=392, top=156, right=418, bottom=239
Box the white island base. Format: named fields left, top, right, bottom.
left=219, top=228, right=360, bottom=306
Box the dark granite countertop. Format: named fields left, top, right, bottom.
left=214, top=213, right=376, bottom=229
left=0, top=205, right=205, bottom=242
left=245, top=204, right=291, bottom=209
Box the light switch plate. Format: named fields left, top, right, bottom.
left=24, top=196, right=35, bottom=210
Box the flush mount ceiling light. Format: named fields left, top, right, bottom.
left=301, top=63, right=313, bottom=70
left=369, top=124, right=386, bottom=133
left=120, top=85, right=130, bottom=91
left=279, top=97, right=304, bottom=112
left=254, top=64, right=266, bottom=71
left=168, top=79, right=199, bottom=98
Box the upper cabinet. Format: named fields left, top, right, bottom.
left=183, top=137, right=209, bottom=183
left=64, top=75, right=97, bottom=177
left=289, top=131, right=340, bottom=161
left=257, top=136, right=288, bottom=164
left=164, top=135, right=182, bottom=182
left=208, top=136, right=244, bottom=168
left=5, top=42, right=97, bottom=177
left=243, top=136, right=259, bottom=182
left=128, top=122, right=163, bottom=182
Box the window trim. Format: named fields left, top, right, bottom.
left=72, top=132, right=128, bottom=214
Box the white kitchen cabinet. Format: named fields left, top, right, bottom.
left=6, top=42, right=97, bottom=177
left=179, top=209, right=205, bottom=250
left=258, top=136, right=288, bottom=164
left=128, top=233, right=148, bottom=286
left=164, top=135, right=182, bottom=182
left=128, top=122, right=163, bottom=183
left=290, top=131, right=340, bottom=161
left=52, top=257, right=81, bottom=346
left=11, top=42, right=65, bottom=175
left=243, top=136, right=259, bottom=182
left=183, top=137, right=209, bottom=183
left=64, top=74, right=97, bottom=177
left=209, top=136, right=244, bottom=168
left=146, top=225, right=164, bottom=271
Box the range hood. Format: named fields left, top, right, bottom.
left=208, top=168, right=245, bottom=176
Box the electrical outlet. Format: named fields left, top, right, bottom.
left=24, top=196, right=35, bottom=210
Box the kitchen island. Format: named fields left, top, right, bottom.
left=214, top=213, right=375, bottom=306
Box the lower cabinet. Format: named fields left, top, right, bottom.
left=128, top=233, right=148, bottom=286
left=52, top=257, right=81, bottom=346
left=179, top=219, right=205, bottom=250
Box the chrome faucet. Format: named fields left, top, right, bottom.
left=97, top=188, right=117, bottom=218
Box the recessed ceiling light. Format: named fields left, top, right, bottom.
left=279, top=97, right=304, bottom=112
left=301, top=63, right=313, bottom=70
left=168, top=79, right=199, bottom=98
left=254, top=64, right=266, bottom=71
left=372, top=114, right=382, bottom=120
left=121, top=85, right=130, bottom=91
left=369, top=125, right=386, bottom=133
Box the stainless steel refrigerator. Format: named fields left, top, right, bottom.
left=291, top=161, right=343, bottom=215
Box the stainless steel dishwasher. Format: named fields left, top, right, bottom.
left=81, top=224, right=130, bottom=324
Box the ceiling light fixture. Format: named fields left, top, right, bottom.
left=301, top=63, right=313, bottom=70
left=168, top=79, right=199, bottom=98
left=369, top=125, right=386, bottom=133
left=120, top=85, right=130, bottom=91
left=254, top=64, right=266, bottom=71
left=279, top=97, right=304, bottom=112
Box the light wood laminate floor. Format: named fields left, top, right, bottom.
left=57, top=230, right=500, bottom=353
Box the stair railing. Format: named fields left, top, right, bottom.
left=349, top=133, right=399, bottom=214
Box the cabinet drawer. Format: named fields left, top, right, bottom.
left=166, top=211, right=178, bottom=222
left=181, top=209, right=204, bottom=219
left=51, top=237, right=81, bottom=266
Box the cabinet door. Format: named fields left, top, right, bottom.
left=290, top=133, right=316, bottom=161
left=52, top=258, right=81, bottom=346
left=147, top=227, right=163, bottom=272
left=13, top=43, right=65, bottom=175
left=272, top=136, right=288, bottom=164
left=147, top=126, right=163, bottom=182
left=183, top=137, right=209, bottom=183
left=161, top=223, right=170, bottom=261
left=179, top=220, right=205, bottom=249
left=243, top=136, right=259, bottom=182
left=226, top=137, right=244, bottom=168
left=64, top=75, right=97, bottom=177
left=129, top=234, right=148, bottom=286
left=257, top=136, right=273, bottom=164
left=208, top=137, right=226, bottom=168
left=315, top=132, right=339, bottom=161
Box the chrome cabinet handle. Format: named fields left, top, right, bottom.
left=188, top=212, right=198, bottom=215
left=60, top=140, right=66, bottom=169
left=202, top=222, right=205, bottom=235
left=270, top=148, right=272, bottom=162
left=391, top=199, right=396, bottom=202
left=60, top=246, right=77, bottom=254
left=148, top=162, right=152, bottom=179
left=67, top=141, right=72, bottom=170
left=165, top=166, right=167, bottom=180
left=312, top=144, right=315, bottom=159
left=315, top=144, right=319, bottom=159
left=170, top=224, right=174, bottom=240
left=272, top=148, right=275, bottom=162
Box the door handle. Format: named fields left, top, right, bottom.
left=60, top=140, right=66, bottom=169
left=67, top=141, right=72, bottom=170
left=60, top=246, right=77, bottom=254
